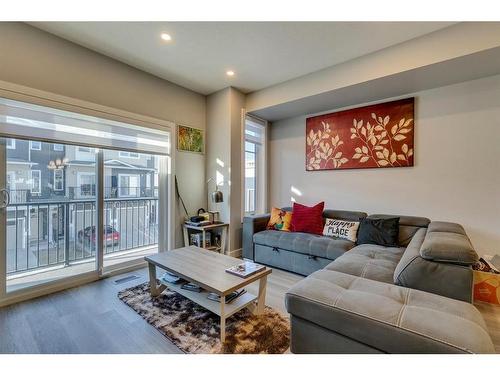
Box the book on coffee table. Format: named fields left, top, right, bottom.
left=207, top=289, right=247, bottom=304
left=181, top=282, right=202, bottom=292
left=161, top=272, right=183, bottom=284
left=225, top=261, right=265, bottom=278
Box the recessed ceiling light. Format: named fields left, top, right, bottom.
left=226, top=70, right=235, bottom=77
left=160, top=33, right=172, bottom=41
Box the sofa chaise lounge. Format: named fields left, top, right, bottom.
left=243, top=207, right=496, bottom=353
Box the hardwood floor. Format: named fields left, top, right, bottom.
left=0, top=268, right=182, bottom=354
left=0, top=266, right=302, bottom=354
left=0, top=266, right=498, bottom=353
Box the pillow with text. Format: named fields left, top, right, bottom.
left=322, top=219, right=360, bottom=242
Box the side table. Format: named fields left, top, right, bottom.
left=183, top=222, right=229, bottom=254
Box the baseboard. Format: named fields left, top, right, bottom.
left=229, top=248, right=242, bottom=258
left=0, top=272, right=99, bottom=308
left=101, top=261, right=148, bottom=278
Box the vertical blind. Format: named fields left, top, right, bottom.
left=0, top=97, right=171, bottom=155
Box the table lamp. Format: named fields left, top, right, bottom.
left=207, top=177, right=223, bottom=223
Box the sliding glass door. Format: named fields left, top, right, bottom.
left=2, top=138, right=98, bottom=292
left=0, top=96, right=171, bottom=300
left=102, top=150, right=161, bottom=271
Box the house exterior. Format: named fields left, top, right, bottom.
left=6, top=140, right=158, bottom=202
left=6, top=139, right=67, bottom=203
left=5, top=139, right=159, bottom=274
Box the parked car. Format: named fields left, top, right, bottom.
left=77, top=225, right=120, bottom=248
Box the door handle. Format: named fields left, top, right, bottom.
left=0, top=188, right=10, bottom=209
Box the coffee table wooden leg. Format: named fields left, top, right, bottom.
left=220, top=227, right=227, bottom=255
left=220, top=295, right=226, bottom=343
left=148, top=262, right=166, bottom=297
left=255, top=275, right=267, bottom=315
left=183, top=226, right=189, bottom=246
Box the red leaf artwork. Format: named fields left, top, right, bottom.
left=306, top=98, right=414, bottom=171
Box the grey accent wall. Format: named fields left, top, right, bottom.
left=0, top=22, right=207, bottom=247
left=269, top=75, right=500, bottom=255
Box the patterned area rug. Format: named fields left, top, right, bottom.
left=118, top=282, right=290, bottom=354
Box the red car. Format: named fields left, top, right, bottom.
left=78, top=225, right=120, bottom=248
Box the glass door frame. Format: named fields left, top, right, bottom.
left=100, top=150, right=170, bottom=274
left=0, top=139, right=7, bottom=300
left=96, top=150, right=105, bottom=275
left=0, top=83, right=175, bottom=306
left=0, top=138, right=101, bottom=301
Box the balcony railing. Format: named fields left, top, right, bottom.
left=9, top=187, right=158, bottom=202
left=6, top=193, right=159, bottom=275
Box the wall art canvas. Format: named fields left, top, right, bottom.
left=177, top=124, right=204, bottom=153
left=306, top=98, right=414, bottom=171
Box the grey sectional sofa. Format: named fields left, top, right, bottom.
left=243, top=208, right=496, bottom=353
left=243, top=208, right=477, bottom=302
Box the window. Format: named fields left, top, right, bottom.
left=119, top=151, right=140, bottom=159
left=244, top=116, right=267, bottom=215
left=30, top=141, right=41, bottom=150
left=30, top=170, right=41, bottom=194
left=53, top=169, right=64, bottom=191
left=6, top=139, right=15, bottom=149
left=76, top=146, right=96, bottom=162
left=53, top=143, right=64, bottom=151
left=245, top=141, right=256, bottom=214
left=118, top=174, right=140, bottom=197
left=77, top=172, right=96, bottom=197
left=246, top=188, right=255, bottom=213
left=7, top=171, right=15, bottom=190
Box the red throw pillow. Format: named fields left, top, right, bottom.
left=290, top=202, right=325, bottom=235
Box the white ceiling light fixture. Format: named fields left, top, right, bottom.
left=226, top=70, right=235, bottom=77
left=160, top=33, right=172, bottom=42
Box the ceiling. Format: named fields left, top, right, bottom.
left=31, top=22, right=455, bottom=95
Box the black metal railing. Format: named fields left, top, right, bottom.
left=9, top=187, right=158, bottom=202
left=6, top=197, right=159, bottom=275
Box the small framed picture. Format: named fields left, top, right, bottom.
left=177, top=124, right=204, bottom=154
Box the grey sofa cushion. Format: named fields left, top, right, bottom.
left=394, top=228, right=473, bottom=302
left=253, top=230, right=354, bottom=260
left=323, top=209, right=367, bottom=222
left=281, top=207, right=367, bottom=222
left=368, top=214, right=430, bottom=247
left=420, top=221, right=478, bottom=265
left=325, top=244, right=405, bottom=284
left=285, top=269, right=495, bottom=353
left=427, top=221, right=466, bottom=235
left=393, top=227, right=427, bottom=282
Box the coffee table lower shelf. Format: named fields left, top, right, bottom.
left=160, top=280, right=258, bottom=317
left=145, top=247, right=271, bottom=343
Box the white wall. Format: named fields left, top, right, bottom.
left=229, top=89, right=245, bottom=254
left=206, top=88, right=231, bottom=226
left=269, top=75, right=500, bottom=255
left=206, top=87, right=245, bottom=255
left=0, top=22, right=207, bottom=247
